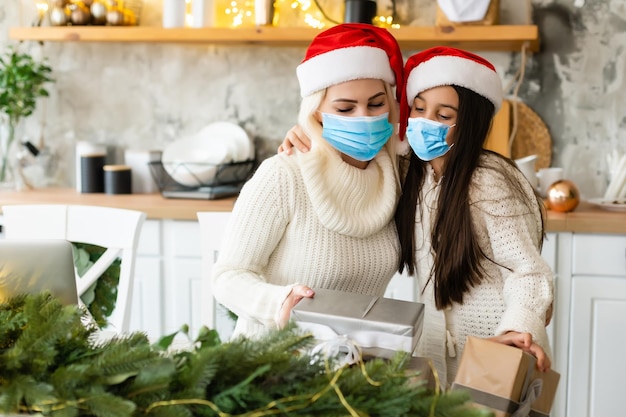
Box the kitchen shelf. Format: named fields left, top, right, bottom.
left=9, top=25, right=539, bottom=51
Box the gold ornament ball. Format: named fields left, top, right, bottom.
left=49, top=6, right=69, bottom=26
left=90, top=1, right=108, bottom=25
left=546, top=179, right=580, bottom=212
left=70, top=6, right=91, bottom=25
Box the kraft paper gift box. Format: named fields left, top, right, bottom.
left=405, top=356, right=438, bottom=392
left=291, top=288, right=424, bottom=359
left=451, top=336, right=560, bottom=417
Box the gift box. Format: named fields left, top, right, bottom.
left=291, top=288, right=424, bottom=359
left=405, top=356, right=439, bottom=392
left=451, top=336, right=560, bottom=417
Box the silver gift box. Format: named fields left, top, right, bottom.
left=291, top=288, right=424, bottom=358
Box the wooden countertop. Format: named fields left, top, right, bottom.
left=0, top=188, right=624, bottom=234
left=0, top=188, right=236, bottom=221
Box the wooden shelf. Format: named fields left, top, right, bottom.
left=9, top=25, right=539, bottom=51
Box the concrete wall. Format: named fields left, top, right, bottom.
left=1, top=0, right=623, bottom=198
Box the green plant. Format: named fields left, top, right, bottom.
left=0, top=292, right=493, bottom=417
left=0, top=45, right=53, bottom=182
left=73, top=242, right=122, bottom=328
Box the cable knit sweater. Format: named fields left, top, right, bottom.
left=212, top=146, right=400, bottom=339
left=414, top=153, right=554, bottom=388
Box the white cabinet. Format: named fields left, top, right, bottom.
left=566, top=234, right=626, bottom=417
left=197, top=211, right=236, bottom=340
left=129, top=219, right=164, bottom=340
left=129, top=219, right=208, bottom=341
left=162, top=220, right=204, bottom=337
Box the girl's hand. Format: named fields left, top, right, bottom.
left=278, top=125, right=311, bottom=155
left=276, top=285, right=314, bottom=328
left=488, top=331, right=551, bottom=372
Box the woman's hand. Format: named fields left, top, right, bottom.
left=277, top=125, right=311, bottom=155
left=277, top=285, right=315, bottom=328
left=488, top=331, right=551, bottom=372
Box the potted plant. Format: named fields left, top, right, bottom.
left=0, top=45, right=53, bottom=184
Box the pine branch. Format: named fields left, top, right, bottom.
left=0, top=293, right=494, bottom=417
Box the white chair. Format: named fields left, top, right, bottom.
left=197, top=211, right=235, bottom=340
left=1, top=204, right=146, bottom=333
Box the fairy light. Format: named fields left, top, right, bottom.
left=303, top=13, right=324, bottom=29
left=374, top=15, right=400, bottom=29
left=214, top=0, right=394, bottom=28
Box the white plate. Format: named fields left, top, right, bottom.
left=587, top=198, right=626, bottom=212
left=162, top=122, right=253, bottom=187
left=195, top=122, right=253, bottom=162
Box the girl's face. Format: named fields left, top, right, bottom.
left=410, top=85, right=458, bottom=145
left=317, top=78, right=390, bottom=120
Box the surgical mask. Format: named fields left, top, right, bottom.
left=321, top=112, right=393, bottom=162
left=406, top=117, right=455, bottom=161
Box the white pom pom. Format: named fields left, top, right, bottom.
left=396, top=138, right=410, bottom=156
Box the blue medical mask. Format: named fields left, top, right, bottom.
left=406, top=117, right=455, bottom=161
left=321, top=112, right=393, bottom=162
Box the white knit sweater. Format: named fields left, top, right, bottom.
left=212, top=146, right=400, bottom=339
left=414, top=153, right=554, bottom=388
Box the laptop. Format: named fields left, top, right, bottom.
left=0, top=239, right=79, bottom=305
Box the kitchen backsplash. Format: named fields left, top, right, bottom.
left=2, top=0, right=624, bottom=199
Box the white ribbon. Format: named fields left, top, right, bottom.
left=310, top=335, right=363, bottom=367
left=511, top=378, right=544, bottom=417
left=298, top=321, right=416, bottom=356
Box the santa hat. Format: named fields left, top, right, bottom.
left=297, top=23, right=404, bottom=103
left=399, top=46, right=503, bottom=140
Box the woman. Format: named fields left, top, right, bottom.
left=396, top=47, right=553, bottom=387
left=212, top=23, right=405, bottom=339
left=279, top=46, right=554, bottom=388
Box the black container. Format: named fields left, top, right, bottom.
left=344, top=0, right=377, bottom=24
left=104, top=165, right=132, bottom=194
left=80, top=153, right=106, bottom=193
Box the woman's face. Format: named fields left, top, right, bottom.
left=317, top=78, right=390, bottom=120
left=410, top=85, right=458, bottom=145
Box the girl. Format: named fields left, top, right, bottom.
left=396, top=47, right=553, bottom=387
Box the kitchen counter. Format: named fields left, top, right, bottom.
left=0, top=188, right=624, bottom=234
left=0, top=188, right=236, bottom=221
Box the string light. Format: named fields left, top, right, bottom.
left=213, top=0, right=399, bottom=28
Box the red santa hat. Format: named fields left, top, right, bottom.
left=297, top=23, right=404, bottom=103
left=399, top=46, right=503, bottom=140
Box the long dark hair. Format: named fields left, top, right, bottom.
left=395, top=86, right=545, bottom=309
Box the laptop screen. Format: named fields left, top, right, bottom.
left=0, top=239, right=78, bottom=305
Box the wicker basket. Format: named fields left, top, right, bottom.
left=508, top=100, right=552, bottom=170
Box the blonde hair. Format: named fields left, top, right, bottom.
left=297, top=82, right=402, bottom=184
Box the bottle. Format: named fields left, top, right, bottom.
left=163, top=0, right=186, bottom=28
left=191, top=0, right=213, bottom=27
left=255, top=0, right=274, bottom=26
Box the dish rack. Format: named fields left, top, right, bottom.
left=148, top=159, right=257, bottom=200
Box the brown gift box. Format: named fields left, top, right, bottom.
left=451, top=336, right=560, bottom=417
left=436, top=0, right=500, bottom=27
left=405, top=356, right=438, bottom=392
left=291, top=288, right=424, bottom=359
